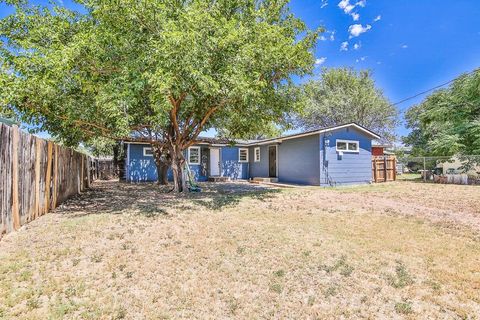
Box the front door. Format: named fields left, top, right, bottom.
left=268, top=146, right=277, bottom=177
left=210, top=148, right=220, bottom=176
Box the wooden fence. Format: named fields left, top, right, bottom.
left=1, top=124, right=91, bottom=239
left=372, top=156, right=397, bottom=183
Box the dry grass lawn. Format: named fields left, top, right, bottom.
left=1, top=181, right=479, bottom=319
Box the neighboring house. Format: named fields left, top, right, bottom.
left=436, top=156, right=480, bottom=176
left=371, top=142, right=394, bottom=156
left=124, top=123, right=380, bottom=186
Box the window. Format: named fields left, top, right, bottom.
left=239, top=148, right=249, bottom=163
left=254, top=147, right=260, bottom=162
left=336, top=139, right=359, bottom=152
left=188, top=147, right=201, bottom=165
left=143, top=147, right=154, bottom=157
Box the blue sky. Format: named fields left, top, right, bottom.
left=1, top=1, right=480, bottom=139
left=289, top=0, right=480, bottom=137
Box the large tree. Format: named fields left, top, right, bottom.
left=0, top=0, right=320, bottom=192
left=296, top=68, right=398, bottom=141
left=404, top=69, right=480, bottom=157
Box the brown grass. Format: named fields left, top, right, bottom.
left=0, top=181, right=479, bottom=319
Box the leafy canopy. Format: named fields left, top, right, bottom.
left=403, top=69, right=480, bottom=156
left=0, top=0, right=320, bottom=148
left=296, top=68, right=398, bottom=142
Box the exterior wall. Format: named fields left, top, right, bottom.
left=372, top=146, right=385, bottom=156
left=248, top=145, right=269, bottom=177
left=278, top=134, right=320, bottom=185
left=126, top=144, right=249, bottom=182
left=126, top=144, right=158, bottom=182
left=221, top=147, right=249, bottom=180
left=319, top=127, right=373, bottom=186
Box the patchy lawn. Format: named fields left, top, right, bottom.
left=1, top=181, right=479, bottom=319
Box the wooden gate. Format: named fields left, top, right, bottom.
left=372, top=156, right=396, bottom=183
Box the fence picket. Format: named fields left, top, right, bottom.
left=0, top=123, right=95, bottom=240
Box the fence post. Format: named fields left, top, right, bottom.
left=11, top=126, right=20, bottom=230
left=44, top=141, right=53, bottom=214
left=423, top=157, right=427, bottom=183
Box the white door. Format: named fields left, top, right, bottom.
left=210, top=148, right=220, bottom=176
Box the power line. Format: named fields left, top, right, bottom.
left=391, top=68, right=479, bottom=108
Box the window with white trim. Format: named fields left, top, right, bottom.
left=239, top=148, right=249, bottom=163
left=188, top=147, right=201, bottom=165
left=143, top=147, right=154, bottom=157
left=336, top=139, right=359, bottom=152
left=254, top=147, right=260, bottom=162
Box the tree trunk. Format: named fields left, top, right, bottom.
left=152, top=144, right=170, bottom=185
left=169, top=143, right=186, bottom=192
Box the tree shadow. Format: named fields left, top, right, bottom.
left=55, top=180, right=281, bottom=218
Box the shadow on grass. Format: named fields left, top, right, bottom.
left=56, top=180, right=280, bottom=218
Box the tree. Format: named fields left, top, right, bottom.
left=404, top=69, right=480, bottom=157
left=296, top=68, right=398, bottom=141
left=0, top=0, right=320, bottom=192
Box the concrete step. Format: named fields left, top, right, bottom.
left=252, top=177, right=279, bottom=183
left=208, top=176, right=230, bottom=182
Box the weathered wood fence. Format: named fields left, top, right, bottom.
left=372, top=156, right=397, bottom=183
left=1, top=124, right=91, bottom=239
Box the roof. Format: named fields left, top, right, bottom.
left=0, top=117, right=18, bottom=126
left=125, top=123, right=381, bottom=146
left=247, top=123, right=381, bottom=145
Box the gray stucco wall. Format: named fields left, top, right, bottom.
left=278, top=134, right=320, bottom=185
left=319, top=127, right=373, bottom=186
left=248, top=145, right=269, bottom=177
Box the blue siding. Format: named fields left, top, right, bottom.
left=278, top=134, right=320, bottom=185
left=248, top=145, right=269, bottom=177
left=126, top=144, right=248, bottom=182
left=319, top=127, right=373, bottom=186
left=126, top=144, right=158, bottom=182
left=125, top=125, right=374, bottom=186
left=221, top=147, right=249, bottom=180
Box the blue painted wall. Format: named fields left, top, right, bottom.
left=278, top=134, right=321, bottom=185
left=126, top=126, right=374, bottom=186
left=248, top=145, right=269, bottom=177
left=126, top=144, right=158, bottom=182
left=126, top=144, right=249, bottom=182
left=319, top=127, right=373, bottom=186
left=221, top=147, right=249, bottom=180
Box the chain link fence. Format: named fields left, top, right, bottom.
left=396, top=155, right=480, bottom=185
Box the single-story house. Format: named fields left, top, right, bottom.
left=124, top=122, right=380, bottom=186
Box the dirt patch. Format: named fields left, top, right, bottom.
left=0, top=181, right=479, bottom=319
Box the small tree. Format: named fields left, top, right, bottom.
left=0, top=0, right=320, bottom=192
left=296, top=68, right=398, bottom=141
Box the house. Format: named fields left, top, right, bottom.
left=124, top=123, right=380, bottom=186
left=436, top=156, right=480, bottom=176
left=371, top=142, right=394, bottom=156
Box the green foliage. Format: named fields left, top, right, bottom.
left=404, top=69, right=480, bottom=156
left=0, top=0, right=320, bottom=146
left=297, top=68, right=398, bottom=141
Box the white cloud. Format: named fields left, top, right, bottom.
left=321, top=0, right=328, bottom=8
left=353, top=42, right=361, bottom=50
left=338, top=0, right=355, bottom=13
left=355, top=56, right=367, bottom=63
left=320, top=35, right=327, bottom=41
left=340, top=41, right=349, bottom=51
left=356, top=0, right=366, bottom=7
left=401, top=44, right=408, bottom=49
left=329, top=30, right=336, bottom=41
left=374, top=15, right=382, bottom=22
left=338, top=0, right=365, bottom=20
left=348, top=24, right=372, bottom=38
left=315, top=57, right=327, bottom=66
